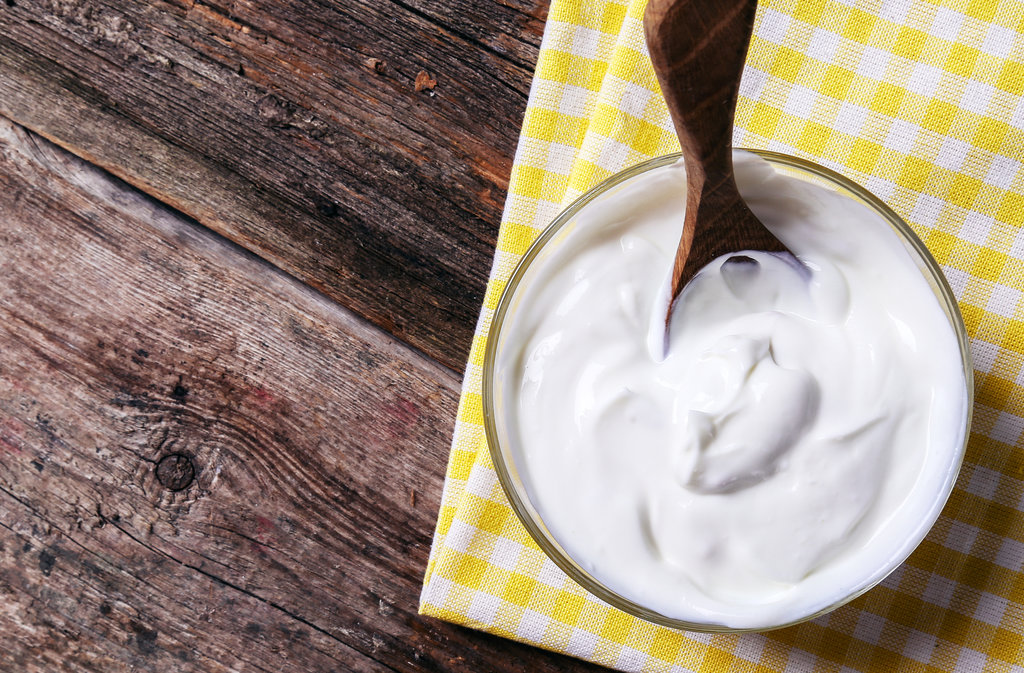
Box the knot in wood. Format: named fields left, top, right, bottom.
left=155, top=452, right=195, bottom=491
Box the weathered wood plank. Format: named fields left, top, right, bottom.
left=0, top=118, right=603, bottom=672
left=396, top=0, right=547, bottom=69
left=0, top=0, right=546, bottom=370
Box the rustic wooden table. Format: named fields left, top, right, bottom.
left=0, top=1, right=607, bottom=670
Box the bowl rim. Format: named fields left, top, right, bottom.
left=481, top=148, right=974, bottom=632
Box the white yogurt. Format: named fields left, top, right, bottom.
left=494, top=152, right=968, bottom=629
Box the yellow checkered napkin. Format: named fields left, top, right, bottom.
left=420, top=0, right=1024, bottom=670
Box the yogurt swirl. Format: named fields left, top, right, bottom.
left=494, top=152, right=968, bottom=628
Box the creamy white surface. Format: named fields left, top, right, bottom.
left=495, top=153, right=968, bottom=629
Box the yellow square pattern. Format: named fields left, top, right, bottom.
left=420, top=1, right=1024, bottom=671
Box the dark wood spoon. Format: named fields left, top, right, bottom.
left=644, top=0, right=790, bottom=306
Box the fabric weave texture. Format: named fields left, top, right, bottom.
left=419, top=1, right=1024, bottom=670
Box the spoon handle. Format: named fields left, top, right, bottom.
left=645, top=0, right=785, bottom=297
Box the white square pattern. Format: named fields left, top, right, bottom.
left=559, top=84, right=595, bottom=118
left=930, top=7, right=964, bottom=43
left=545, top=143, right=576, bottom=175
left=966, top=465, right=1002, bottom=501
left=445, top=519, right=474, bottom=554
left=739, top=65, right=770, bottom=101
left=536, top=556, right=567, bottom=588
left=884, top=118, right=920, bottom=152
left=911, top=193, right=946, bottom=227
left=854, top=610, right=886, bottom=645
left=982, top=23, right=1017, bottom=59
left=758, top=7, right=792, bottom=45
left=467, top=591, right=502, bottom=624
left=902, top=629, right=937, bottom=664
left=986, top=283, right=1023, bottom=319
left=877, top=0, right=913, bottom=24
left=957, top=647, right=987, bottom=671
left=961, top=210, right=995, bottom=246
left=971, top=337, right=1000, bottom=374
left=595, top=138, right=631, bottom=174
left=616, top=646, right=647, bottom=672
left=734, top=634, right=766, bottom=663
left=974, top=591, right=1009, bottom=626
left=466, top=462, right=497, bottom=498
left=858, top=45, right=893, bottom=78
left=784, top=84, right=819, bottom=119
left=835, top=101, right=870, bottom=135
left=923, top=572, right=958, bottom=609
left=805, top=28, right=841, bottom=63
left=960, top=79, right=996, bottom=115
left=906, top=62, right=944, bottom=97
left=570, top=25, right=603, bottom=60
left=567, top=627, right=599, bottom=658
left=985, top=154, right=1021, bottom=189
left=1011, top=226, right=1024, bottom=258
left=945, top=520, right=981, bottom=554
left=617, top=81, right=655, bottom=118
left=995, top=537, right=1024, bottom=572
left=935, top=136, right=971, bottom=170
left=989, top=411, right=1024, bottom=446
left=515, top=608, right=550, bottom=641
left=489, top=536, right=524, bottom=572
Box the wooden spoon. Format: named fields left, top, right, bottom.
left=644, top=0, right=790, bottom=306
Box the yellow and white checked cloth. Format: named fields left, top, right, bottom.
left=419, top=0, right=1024, bottom=670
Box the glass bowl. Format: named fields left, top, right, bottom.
left=482, top=149, right=974, bottom=632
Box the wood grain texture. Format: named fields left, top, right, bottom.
left=0, top=117, right=605, bottom=672
left=0, top=0, right=546, bottom=371
left=644, top=0, right=787, bottom=295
